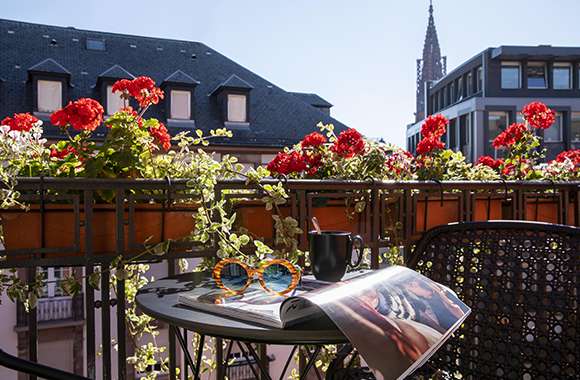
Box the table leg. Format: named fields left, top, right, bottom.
left=171, top=326, right=204, bottom=380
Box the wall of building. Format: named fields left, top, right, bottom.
left=0, top=293, right=19, bottom=380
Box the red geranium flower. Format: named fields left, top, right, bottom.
left=50, top=98, right=104, bottom=132
left=477, top=155, right=503, bottom=169
left=331, top=128, right=365, bottom=158
left=1, top=113, right=40, bottom=132
left=304, top=152, right=323, bottom=175
left=301, top=132, right=327, bottom=148
left=267, top=151, right=307, bottom=175
left=416, top=136, right=445, bottom=155
left=521, top=101, right=556, bottom=130
left=492, top=123, right=527, bottom=149
left=421, top=114, right=448, bottom=139
left=149, top=122, right=171, bottom=151
left=112, top=76, right=164, bottom=109
left=50, top=145, right=78, bottom=160
left=555, top=149, right=580, bottom=165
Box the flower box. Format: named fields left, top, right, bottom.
left=525, top=196, right=576, bottom=225
left=234, top=200, right=291, bottom=241
left=414, top=197, right=461, bottom=233
left=1, top=203, right=197, bottom=260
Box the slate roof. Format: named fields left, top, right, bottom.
left=0, top=18, right=347, bottom=147
left=290, top=92, right=333, bottom=108
left=28, top=58, right=70, bottom=75
left=163, top=70, right=199, bottom=86
left=98, top=64, right=134, bottom=80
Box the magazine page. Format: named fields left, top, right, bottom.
left=302, top=266, right=471, bottom=380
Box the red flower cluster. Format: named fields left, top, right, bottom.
left=421, top=114, right=448, bottom=139
left=304, top=152, right=323, bottom=175
left=416, top=136, right=445, bottom=155
left=50, top=98, right=104, bottom=132
left=112, top=76, right=164, bottom=108
left=492, top=123, right=527, bottom=149
left=521, top=101, right=556, bottom=130
left=477, top=155, right=503, bottom=169
left=267, top=151, right=307, bottom=175
left=149, top=123, right=171, bottom=151
left=331, top=128, right=365, bottom=158
left=301, top=132, right=327, bottom=148
left=50, top=145, right=78, bottom=160
left=1, top=113, right=40, bottom=132
left=555, top=149, right=580, bottom=165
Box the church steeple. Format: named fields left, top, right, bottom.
left=416, top=1, right=446, bottom=122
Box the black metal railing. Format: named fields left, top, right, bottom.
left=0, top=178, right=577, bottom=380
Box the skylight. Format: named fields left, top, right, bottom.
left=86, top=38, right=106, bottom=51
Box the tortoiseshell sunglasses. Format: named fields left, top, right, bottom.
left=212, top=258, right=301, bottom=296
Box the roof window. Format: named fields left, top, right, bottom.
left=86, top=38, right=106, bottom=51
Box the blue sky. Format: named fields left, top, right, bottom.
left=3, top=0, right=580, bottom=146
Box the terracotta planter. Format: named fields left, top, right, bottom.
left=234, top=200, right=290, bottom=240
left=1, top=203, right=198, bottom=260
left=415, top=197, right=460, bottom=233
left=525, top=197, right=576, bottom=225
left=473, top=198, right=504, bottom=221
left=311, top=201, right=362, bottom=233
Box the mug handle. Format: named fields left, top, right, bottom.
left=348, top=234, right=364, bottom=268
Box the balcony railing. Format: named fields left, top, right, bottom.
left=17, top=294, right=84, bottom=327
left=0, top=177, right=578, bottom=380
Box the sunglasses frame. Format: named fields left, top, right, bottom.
left=212, top=258, right=301, bottom=296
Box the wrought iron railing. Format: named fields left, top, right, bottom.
left=0, top=178, right=578, bottom=380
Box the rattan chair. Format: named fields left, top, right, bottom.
left=327, top=221, right=579, bottom=380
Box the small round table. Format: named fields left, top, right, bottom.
left=136, top=271, right=348, bottom=380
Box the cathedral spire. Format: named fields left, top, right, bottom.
left=416, top=1, right=446, bottom=122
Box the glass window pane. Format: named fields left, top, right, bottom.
left=501, top=64, right=520, bottom=89
left=170, top=90, right=191, bottom=119
left=488, top=111, right=508, bottom=141
left=527, top=63, right=547, bottom=88
left=457, top=78, right=463, bottom=101
left=106, top=85, right=124, bottom=115
left=227, top=94, right=247, bottom=122
left=449, top=119, right=457, bottom=148
left=553, top=65, right=571, bottom=89
left=571, top=112, right=580, bottom=142
left=544, top=112, right=562, bottom=142
left=37, top=80, right=62, bottom=112
left=466, top=73, right=473, bottom=95
left=476, top=67, right=483, bottom=92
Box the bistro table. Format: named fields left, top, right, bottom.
left=136, top=271, right=349, bottom=380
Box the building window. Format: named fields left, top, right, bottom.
left=449, top=119, right=457, bottom=150
left=106, top=85, right=125, bottom=115
left=571, top=112, right=580, bottom=143
left=544, top=112, right=563, bottom=142
left=40, top=267, right=71, bottom=298
left=449, top=82, right=455, bottom=104
left=466, top=72, right=473, bottom=95
left=457, top=77, right=463, bottom=101
left=227, top=94, right=247, bottom=122
left=488, top=111, right=509, bottom=157
left=553, top=63, right=572, bottom=89
left=476, top=67, right=483, bottom=92
left=37, top=79, right=62, bottom=112
left=501, top=62, right=521, bottom=89
left=460, top=113, right=470, bottom=147
left=170, top=90, right=191, bottom=119
left=527, top=62, right=547, bottom=89
left=86, top=38, right=106, bottom=51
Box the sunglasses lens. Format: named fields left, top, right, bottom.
left=220, top=262, right=248, bottom=291
left=262, top=264, right=293, bottom=292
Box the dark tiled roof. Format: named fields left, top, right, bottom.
left=98, top=64, right=134, bottom=80
left=28, top=58, right=70, bottom=75
left=163, top=69, right=199, bottom=86
left=290, top=92, right=333, bottom=108
left=210, top=74, right=254, bottom=95
left=0, top=18, right=347, bottom=147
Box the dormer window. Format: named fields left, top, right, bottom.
left=37, top=79, right=62, bottom=112
left=227, top=94, right=247, bottom=122
left=210, top=74, right=253, bottom=127
left=106, top=85, right=125, bottom=115
left=97, top=65, right=134, bottom=115
left=170, top=90, right=191, bottom=120
left=162, top=70, right=199, bottom=125
left=28, top=58, right=70, bottom=115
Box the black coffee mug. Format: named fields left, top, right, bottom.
left=308, top=231, right=364, bottom=282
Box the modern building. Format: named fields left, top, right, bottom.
left=408, top=44, right=580, bottom=161
left=0, top=18, right=349, bottom=380
left=0, top=18, right=348, bottom=169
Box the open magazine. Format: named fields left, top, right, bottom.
left=178, top=266, right=470, bottom=380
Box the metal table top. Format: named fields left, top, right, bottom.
left=136, top=271, right=347, bottom=345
